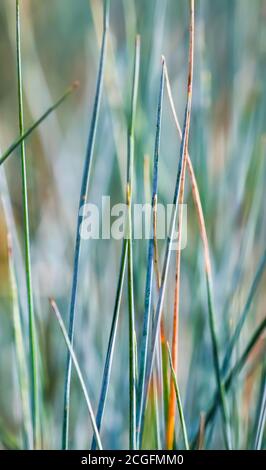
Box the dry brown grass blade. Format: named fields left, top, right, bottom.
left=166, top=0, right=195, bottom=450
left=164, top=63, right=211, bottom=279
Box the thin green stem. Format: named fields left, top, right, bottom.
left=126, top=35, right=140, bottom=450
left=16, top=0, right=39, bottom=449
left=167, top=343, right=189, bottom=450
left=50, top=300, right=103, bottom=450
left=142, top=0, right=194, bottom=445
left=137, top=58, right=165, bottom=448
left=206, top=275, right=232, bottom=449
left=91, top=238, right=128, bottom=449
left=7, top=232, right=32, bottom=448
left=0, top=82, right=78, bottom=166
left=62, top=0, right=110, bottom=450
left=191, top=316, right=266, bottom=448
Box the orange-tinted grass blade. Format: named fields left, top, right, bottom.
left=166, top=0, right=194, bottom=450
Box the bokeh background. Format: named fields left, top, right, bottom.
left=0, top=0, right=265, bottom=449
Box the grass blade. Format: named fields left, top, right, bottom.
left=137, top=57, right=165, bottom=449
left=62, top=0, right=110, bottom=449
left=191, top=316, right=266, bottom=448
left=0, top=82, right=78, bottom=166
left=166, top=0, right=195, bottom=449
left=254, top=374, right=266, bottom=449
left=7, top=232, right=32, bottom=448
left=153, top=196, right=169, bottom=437
left=92, top=34, right=140, bottom=451
left=49, top=299, right=103, bottom=450
left=222, top=250, right=266, bottom=375
left=91, top=238, right=128, bottom=450
left=126, top=35, right=140, bottom=450
left=0, top=173, right=32, bottom=448
left=141, top=0, right=195, bottom=447
left=167, top=343, right=189, bottom=450
left=16, top=0, right=39, bottom=449
left=164, top=51, right=232, bottom=449
left=206, top=276, right=232, bottom=449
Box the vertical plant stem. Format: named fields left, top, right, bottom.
left=191, top=316, right=266, bottom=448
left=6, top=231, right=32, bottom=448
left=137, top=58, right=165, bottom=448
left=206, top=276, right=232, bottom=449
left=16, top=0, right=39, bottom=449
left=141, top=0, right=195, bottom=446
left=166, top=1, right=194, bottom=449
left=62, top=0, right=110, bottom=449
left=91, top=238, right=128, bottom=449
left=153, top=167, right=169, bottom=433
left=50, top=300, right=103, bottom=450
left=166, top=166, right=186, bottom=450
left=167, top=343, right=189, bottom=450
left=0, top=82, right=78, bottom=166
left=127, top=35, right=140, bottom=450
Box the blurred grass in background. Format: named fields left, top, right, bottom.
left=0, top=0, right=265, bottom=450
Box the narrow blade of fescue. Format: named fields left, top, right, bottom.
left=15, top=0, right=39, bottom=449
left=191, top=316, right=266, bottom=448
left=136, top=58, right=165, bottom=449
left=222, top=249, right=266, bottom=375
left=206, top=275, right=232, bottom=449
left=141, top=0, right=195, bottom=447
left=126, top=35, right=141, bottom=451
left=166, top=0, right=194, bottom=450
left=164, top=61, right=212, bottom=279
left=49, top=300, right=103, bottom=450
left=0, top=82, right=78, bottom=166
left=166, top=168, right=185, bottom=450
left=91, top=238, right=128, bottom=450
left=167, top=343, right=189, bottom=450
left=153, top=202, right=169, bottom=436
left=1, top=178, right=32, bottom=448
left=62, top=0, right=110, bottom=450
left=7, top=232, right=32, bottom=448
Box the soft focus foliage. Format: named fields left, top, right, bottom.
left=0, top=0, right=265, bottom=450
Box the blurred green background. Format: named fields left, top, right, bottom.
left=0, top=0, right=265, bottom=449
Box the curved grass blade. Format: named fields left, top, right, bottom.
left=222, top=249, right=266, bottom=375
left=91, top=238, right=128, bottom=450
left=137, top=57, right=165, bottom=449
left=206, top=275, right=232, bottom=449
left=141, top=0, right=195, bottom=447
left=49, top=299, right=103, bottom=450
left=166, top=0, right=194, bottom=449
left=126, top=35, right=140, bottom=450
left=0, top=82, right=78, bottom=166
left=166, top=168, right=185, bottom=450
left=62, top=0, right=110, bottom=450
left=16, top=0, right=39, bottom=448
left=191, top=316, right=266, bottom=448
left=167, top=343, right=189, bottom=450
